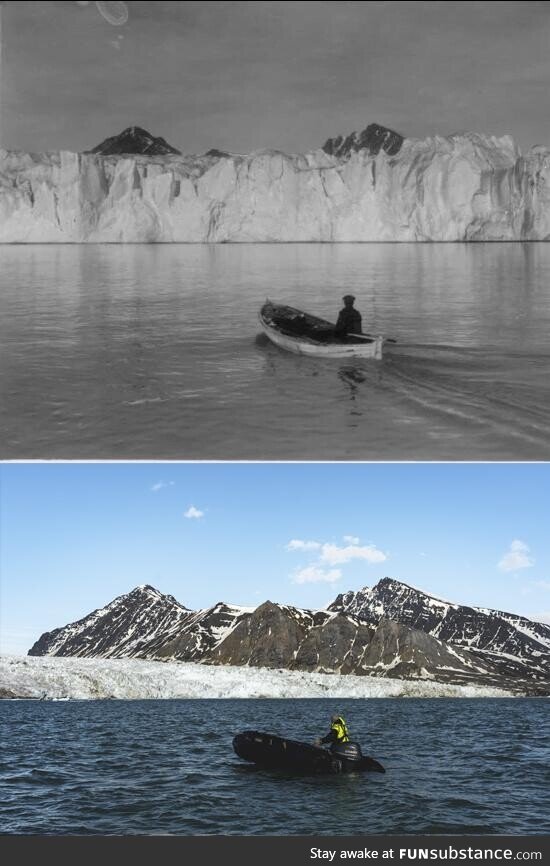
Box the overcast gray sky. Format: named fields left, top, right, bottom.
left=2, top=1, right=550, bottom=154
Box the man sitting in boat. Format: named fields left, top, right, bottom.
left=314, top=713, right=350, bottom=748
left=335, top=295, right=362, bottom=337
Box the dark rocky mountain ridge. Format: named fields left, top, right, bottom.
left=323, top=122, right=404, bottom=158
left=28, top=585, right=192, bottom=659
left=28, top=580, right=550, bottom=695
left=329, top=577, right=550, bottom=686
left=88, top=122, right=403, bottom=161
left=90, top=126, right=182, bottom=156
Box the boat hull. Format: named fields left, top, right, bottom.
left=233, top=730, right=385, bottom=775
left=259, top=302, right=384, bottom=359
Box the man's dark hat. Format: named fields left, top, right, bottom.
left=342, top=294, right=356, bottom=302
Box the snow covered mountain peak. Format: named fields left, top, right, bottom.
left=328, top=577, right=550, bottom=686
left=26, top=581, right=550, bottom=694
left=322, top=122, right=404, bottom=158
left=131, top=583, right=163, bottom=597
left=28, top=583, right=190, bottom=658
left=128, top=583, right=183, bottom=604
left=90, top=126, right=181, bottom=156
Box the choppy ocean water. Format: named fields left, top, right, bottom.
left=1, top=243, right=550, bottom=459
left=1, top=698, right=549, bottom=835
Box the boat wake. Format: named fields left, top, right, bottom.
left=372, top=344, right=550, bottom=458
left=255, top=336, right=550, bottom=459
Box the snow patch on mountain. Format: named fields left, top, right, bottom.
left=90, top=126, right=181, bottom=157
left=27, top=585, right=192, bottom=659
left=329, top=578, right=550, bottom=685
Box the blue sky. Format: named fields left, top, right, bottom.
left=1, top=462, right=549, bottom=655
left=2, top=2, right=550, bottom=153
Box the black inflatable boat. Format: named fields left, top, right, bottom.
left=233, top=730, right=385, bottom=775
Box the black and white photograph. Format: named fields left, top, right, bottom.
left=1, top=1, right=550, bottom=459
left=1, top=0, right=550, bottom=855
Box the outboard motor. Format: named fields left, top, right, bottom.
left=330, top=740, right=363, bottom=772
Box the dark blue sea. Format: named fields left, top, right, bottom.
left=1, top=698, right=549, bottom=835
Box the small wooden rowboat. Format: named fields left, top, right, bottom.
left=259, top=301, right=385, bottom=360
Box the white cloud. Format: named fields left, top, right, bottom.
left=320, top=542, right=387, bottom=566
left=534, top=612, right=550, bottom=624
left=184, top=505, right=204, bottom=519
left=498, top=539, right=534, bottom=572
left=292, top=565, right=342, bottom=584
left=151, top=481, right=175, bottom=493
left=286, top=539, right=321, bottom=552
left=287, top=535, right=386, bottom=586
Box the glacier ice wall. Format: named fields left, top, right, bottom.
left=1, top=132, right=550, bottom=242
left=0, top=655, right=513, bottom=700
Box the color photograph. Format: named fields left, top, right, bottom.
left=1, top=462, right=549, bottom=835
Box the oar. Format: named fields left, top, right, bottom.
left=347, top=333, right=398, bottom=344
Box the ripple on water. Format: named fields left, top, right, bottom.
left=2, top=243, right=550, bottom=459
left=1, top=698, right=549, bottom=835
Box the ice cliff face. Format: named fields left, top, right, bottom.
left=0, top=656, right=513, bottom=701
left=2, top=124, right=550, bottom=242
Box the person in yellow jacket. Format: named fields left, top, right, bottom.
left=314, top=714, right=350, bottom=748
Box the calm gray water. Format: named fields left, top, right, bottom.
left=1, top=243, right=550, bottom=459
left=1, top=698, right=549, bottom=836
